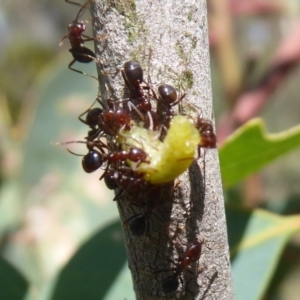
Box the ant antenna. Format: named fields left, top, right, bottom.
left=65, top=0, right=92, bottom=21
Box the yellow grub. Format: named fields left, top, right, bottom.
left=121, top=115, right=200, bottom=184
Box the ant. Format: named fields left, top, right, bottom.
left=82, top=149, right=105, bottom=173
left=112, top=167, right=150, bottom=194
left=121, top=61, right=157, bottom=130
left=194, top=116, right=217, bottom=157
left=60, top=0, right=100, bottom=80
left=156, top=237, right=204, bottom=295
left=155, top=84, right=185, bottom=139
left=79, top=97, right=132, bottom=138
left=78, top=105, right=103, bottom=141
left=195, top=117, right=217, bottom=148
left=62, top=137, right=150, bottom=183
left=124, top=186, right=163, bottom=236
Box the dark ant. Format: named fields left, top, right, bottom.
left=125, top=186, right=163, bottom=237
left=82, top=149, right=105, bottom=173
left=79, top=107, right=103, bottom=128
left=156, top=84, right=185, bottom=139
left=121, top=61, right=157, bottom=129
left=63, top=138, right=149, bottom=179
left=156, top=237, right=204, bottom=295
left=123, top=60, right=144, bottom=90
left=103, top=170, right=119, bottom=190
left=60, top=0, right=100, bottom=80
left=78, top=105, right=104, bottom=141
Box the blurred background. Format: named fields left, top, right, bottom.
left=1, top=0, right=300, bottom=299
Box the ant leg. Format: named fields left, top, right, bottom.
left=59, top=35, right=68, bottom=47
left=113, top=189, right=125, bottom=202
left=124, top=212, right=142, bottom=225
left=172, top=92, right=186, bottom=107
left=127, top=102, right=145, bottom=122
left=78, top=99, right=99, bottom=124
left=65, top=0, right=81, bottom=7
left=71, top=0, right=92, bottom=20
left=121, top=69, right=131, bottom=89
left=145, top=111, right=155, bottom=130
left=81, top=36, right=96, bottom=42
left=68, top=59, right=98, bottom=81
left=66, top=149, right=84, bottom=156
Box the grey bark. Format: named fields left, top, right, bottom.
left=91, top=0, right=233, bottom=299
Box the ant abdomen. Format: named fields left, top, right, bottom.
left=123, top=60, right=144, bottom=88
left=113, top=107, right=131, bottom=127
left=69, top=47, right=96, bottom=64
left=104, top=172, right=119, bottom=190
left=158, top=84, right=177, bottom=105
left=82, top=150, right=104, bottom=173
left=85, top=107, right=103, bottom=127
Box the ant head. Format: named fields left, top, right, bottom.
left=158, top=84, right=177, bottom=105
left=123, top=60, right=143, bottom=88
left=68, top=21, right=86, bottom=34
left=162, top=275, right=179, bottom=294
left=195, top=117, right=212, bottom=131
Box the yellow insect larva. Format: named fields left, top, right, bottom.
left=121, top=115, right=200, bottom=184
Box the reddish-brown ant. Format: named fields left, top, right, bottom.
left=194, top=116, right=217, bottom=159
left=121, top=61, right=158, bottom=129
left=156, top=237, right=204, bottom=294
left=155, top=84, right=185, bottom=139
left=92, top=97, right=133, bottom=137
left=79, top=97, right=132, bottom=138
left=60, top=0, right=100, bottom=80
left=113, top=167, right=150, bottom=194
left=195, top=117, right=217, bottom=149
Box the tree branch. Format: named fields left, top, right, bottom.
left=91, top=0, right=233, bottom=299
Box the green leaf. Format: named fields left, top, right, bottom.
left=219, top=118, right=300, bottom=187
left=50, top=220, right=127, bottom=300
left=103, top=263, right=135, bottom=300
left=227, top=206, right=300, bottom=300
left=0, top=257, right=28, bottom=300
left=21, top=54, right=98, bottom=188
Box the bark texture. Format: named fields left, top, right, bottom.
left=91, top=0, right=233, bottom=299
